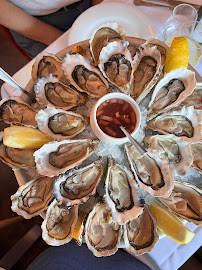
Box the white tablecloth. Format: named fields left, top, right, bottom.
left=1, top=1, right=202, bottom=270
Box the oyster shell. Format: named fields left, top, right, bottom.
left=85, top=202, right=122, bottom=257
left=89, top=22, right=125, bottom=66
left=11, top=176, right=54, bottom=219
left=53, top=158, right=105, bottom=206
left=148, top=69, right=196, bottom=120
left=123, top=205, right=159, bottom=255
left=147, top=106, right=202, bottom=143
left=124, top=143, right=174, bottom=197
left=34, top=74, right=86, bottom=110
left=62, top=53, right=109, bottom=98
left=98, top=40, right=132, bottom=94
left=34, top=139, right=99, bottom=177
left=0, top=97, right=37, bottom=127
left=36, top=105, right=89, bottom=140
left=159, top=180, right=202, bottom=225
left=41, top=199, right=78, bottom=246
left=144, top=134, right=193, bottom=176
left=105, top=156, right=144, bottom=225
left=130, top=44, right=163, bottom=103
left=181, top=84, right=202, bottom=111
left=191, top=143, right=202, bottom=174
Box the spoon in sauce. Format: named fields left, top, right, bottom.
left=119, top=125, right=147, bottom=155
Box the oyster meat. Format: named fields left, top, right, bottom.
left=11, top=176, right=54, bottom=219
left=144, top=134, right=193, bottom=176
left=148, top=68, right=196, bottom=119
left=147, top=106, right=202, bottom=143
left=41, top=199, right=78, bottom=246
left=62, top=53, right=109, bottom=98
left=34, top=74, right=86, bottom=110
left=191, top=143, right=202, bottom=174
left=36, top=105, right=89, bottom=140
left=124, top=143, right=174, bottom=197
left=53, top=158, right=105, bottom=206
left=0, top=97, right=37, bottom=127
left=130, top=44, right=162, bottom=103
left=34, top=139, right=99, bottom=177
left=159, top=180, right=202, bottom=225
left=85, top=202, right=122, bottom=257
left=105, top=156, right=144, bottom=225
left=123, top=205, right=159, bottom=255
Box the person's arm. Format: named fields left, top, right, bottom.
left=0, top=0, right=63, bottom=45
left=92, top=0, right=103, bottom=5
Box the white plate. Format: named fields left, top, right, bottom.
left=68, top=2, right=157, bottom=45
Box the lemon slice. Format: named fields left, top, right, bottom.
left=3, top=126, right=52, bottom=149
left=150, top=200, right=195, bottom=244
left=164, top=36, right=189, bottom=73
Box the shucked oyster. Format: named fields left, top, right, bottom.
left=53, top=158, right=105, bottom=206
left=98, top=40, right=132, bottom=95
left=144, top=134, right=193, bottom=176
left=148, top=69, right=196, bottom=119
left=11, top=176, right=54, bottom=219
left=147, top=106, right=202, bottom=143
left=159, top=180, right=202, bottom=225
left=105, top=156, right=144, bottom=225
left=124, top=143, right=174, bottom=197
left=123, top=205, right=159, bottom=255
left=85, top=202, right=122, bottom=257
left=130, top=44, right=162, bottom=104
left=0, top=97, right=37, bottom=127
left=36, top=105, right=89, bottom=140
left=34, top=139, right=99, bottom=177
left=89, top=22, right=125, bottom=66
left=191, top=143, right=202, bottom=174
left=34, top=74, right=86, bottom=110
left=62, top=53, right=109, bottom=98
left=41, top=199, right=78, bottom=246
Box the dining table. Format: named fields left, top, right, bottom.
left=1, top=0, right=202, bottom=270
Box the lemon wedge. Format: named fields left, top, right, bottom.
left=3, top=126, right=52, bottom=149
left=150, top=200, right=195, bottom=244
left=164, top=36, right=189, bottom=73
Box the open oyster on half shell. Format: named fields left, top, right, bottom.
left=104, top=156, right=144, bottom=225
left=36, top=105, right=89, bottom=140
left=53, top=158, right=105, bottom=206
left=191, top=143, right=202, bottom=174
left=41, top=199, right=78, bottom=246
left=124, top=143, right=174, bottom=197
left=85, top=202, right=122, bottom=257
left=181, top=84, right=202, bottom=111
left=34, top=139, right=99, bottom=177
left=159, top=180, right=202, bottom=226
left=11, top=176, right=55, bottom=219
left=123, top=205, right=159, bottom=255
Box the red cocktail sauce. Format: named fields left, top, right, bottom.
left=96, top=98, right=136, bottom=138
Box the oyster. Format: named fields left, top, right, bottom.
left=34, top=74, right=86, bottom=110
left=148, top=69, right=196, bottom=119
left=62, top=53, right=109, bottom=98
left=11, top=176, right=54, bottom=219
left=159, top=180, right=202, bottom=225
left=147, top=106, right=202, bottom=143
left=124, top=143, right=174, bottom=197
left=0, top=97, right=37, bottom=127
left=32, top=52, right=64, bottom=84
left=191, top=143, right=202, bottom=174
left=34, top=139, right=99, bottom=177
left=98, top=40, right=132, bottom=94
left=105, top=156, right=144, bottom=225
left=130, top=44, right=162, bottom=103
left=123, top=205, right=159, bottom=255
left=53, top=158, right=105, bottom=206
left=144, top=134, right=193, bottom=176
left=181, top=85, right=202, bottom=111
left=89, top=22, right=125, bottom=66
left=41, top=199, right=78, bottom=246
left=85, top=202, right=122, bottom=257
left=36, top=105, right=89, bottom=140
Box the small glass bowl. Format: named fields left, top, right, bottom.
left=90, top=92, right=141, bottom=145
